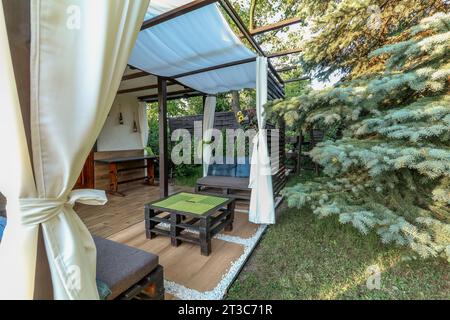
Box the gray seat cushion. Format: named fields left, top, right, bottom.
left=197, top=176, right=250, bottom=190
left=94, top=236, right=159, bottom=300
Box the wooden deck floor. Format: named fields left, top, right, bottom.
left=76, top=182, right=261, bottom=299
left=76, top=183, right=186, bottom=238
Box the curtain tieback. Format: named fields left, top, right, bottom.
left=19, top=189, right=107, bottom=226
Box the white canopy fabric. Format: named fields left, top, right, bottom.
left=249, top=57, right=275, bottom=224
left=129, top=0, right=257, bottom=94
left=0, top=0, right=148, bottom=299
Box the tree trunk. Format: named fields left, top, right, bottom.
left=249, top=0, right=257, bottom=31
left=231, top=90, right=241, bottom=113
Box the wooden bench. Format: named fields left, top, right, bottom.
left=196, top=176, right=250, bottom=200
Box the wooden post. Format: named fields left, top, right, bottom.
left=2, top=0, right=53, bottom=299
left=146, top=159, right=155, bottom=185
left=108, top=163, right=119, bottom=194
left=158, top=77, right=169, bottom=198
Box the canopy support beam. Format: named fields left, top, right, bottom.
left=284, top=76, right=310, bottom=84
left=170, top=48, right=299, bottom=79
left=158, top=77, right=169, bottom=198
left=243, top=17, right=303, bottom=37
left=171, top=57, right=256, bottom=79
left=118, top=81, right=179, bottom=95
left=268, top=48, right=303, bottom=59
left=122, top=71, right=148, bottom=81
left=140, top=88, right=199, bottom=101
left=276, top=65, right=298, bottom=73
left=141, top=0, right=217, bottom=31
left=145, top=91, right=205, bottom=103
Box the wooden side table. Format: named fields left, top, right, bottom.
left=145, top=192, right=235, bottom=256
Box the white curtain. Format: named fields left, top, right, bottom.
left=138, top=101, right=149, bottom=152
left=203, top=96, right=217, bottom=177
left=0, top=0, right=149, bottom=300
left=249, top=57, right=275, bottom=224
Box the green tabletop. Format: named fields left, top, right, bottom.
left=150, top=192, right=230, bottom=216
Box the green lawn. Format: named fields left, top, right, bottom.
left=227, top=173, right=450, bottom=300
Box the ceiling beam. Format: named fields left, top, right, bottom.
left=276, top=65, right=298, bottom=73
left=245, top=17, right=303, bottom=37
left=141, top=0, right=217, bottom=30
left=117, top=82, right=179, bottom=95
left=171, top=57, right=256, bottom=79
left=145, top=92, right=205, bottom=103
left=284, top=76, right=310, bottom=84
left=268, top=48, right=303, bottom=59
left=121, top=71, right=148, bottom=81
left=139, top=89, right=198, bottom=101
left=122, top=65, right=204, bottom=95
left=119, top=84, right=158, bottom=94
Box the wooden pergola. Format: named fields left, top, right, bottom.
left=118, top=0, right=304, bottom=198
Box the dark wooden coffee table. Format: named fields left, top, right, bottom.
left=144, top=192, right=235, bottom=256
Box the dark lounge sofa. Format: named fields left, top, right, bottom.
left=196, top=157, right=251, bottom=200
left=0, top=203, right=164, bottom=300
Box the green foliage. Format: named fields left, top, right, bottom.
left=295, top=0, right=447, bottom=80
left=146, top=94, right=233, bottom=155
left=268, top=13, right=450, bottom=261
left=173, top=164, right=202, bottom=188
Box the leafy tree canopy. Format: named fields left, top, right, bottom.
left=296, top=0, right=447, bottom=80
left=266, top=12, right=450, bottom=261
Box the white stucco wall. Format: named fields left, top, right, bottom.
left=97, top=94, right=143, bottom=152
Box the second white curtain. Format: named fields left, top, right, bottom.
left=249, top=57, right=275, bottom=224
left=203, top=96, right=217, bottom=177
left=138, top=101, right=149, bottom=152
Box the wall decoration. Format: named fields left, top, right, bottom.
left=118, top=104, right=124, bottom=125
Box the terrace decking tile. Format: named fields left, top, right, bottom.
left=77, top=182, right=261, bottom=297
left=108, top=221, right=245, bottom=292
left=76, top=183, right=187, bottom=238
left=218, top=211, right=258, bottom=239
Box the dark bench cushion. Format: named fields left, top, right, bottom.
left=94, top=236, right=159, bottom=300
left=235, top=163, right=251, bottom=178
left=207, top=157, right=251, bottom=178
left=235, top=157, right=251, bottom=178
left=208, top=163, right=236, bottom=177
